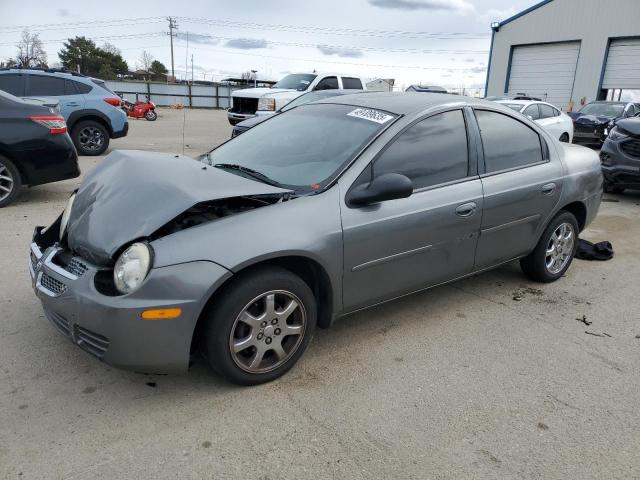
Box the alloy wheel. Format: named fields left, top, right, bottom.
left=0, top=162, right=14, bottom=202
left=229, top=290, right=307, bottom=374
left=545, top=222, right=575, bottom=275
left=78, top=126, right=105, bottom=152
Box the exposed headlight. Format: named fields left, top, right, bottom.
left=59, top=194, right=76, bottom=241
left=257, top=97, right=276, bottom=111
left=113, top=242, right=153, bottom=294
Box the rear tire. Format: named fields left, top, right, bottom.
left=203, top=266, right=316, bottom=385
left=520, top=211, right=579, bottom=283
left=559, top=133, right=570, bottom=143
left=0, top=155, right=21, bottom=208
left=72, top=120, right=110, bottom=156
left=144, top=110, right=157, bottom=121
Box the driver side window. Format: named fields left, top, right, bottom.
left=364, top=110, right=470, bottom=190
left=314, top=76, right=338, bottom=90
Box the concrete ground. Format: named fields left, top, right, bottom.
left=1, top=109, right=639, bottom=479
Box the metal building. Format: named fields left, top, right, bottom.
left=484, top=0, right=640, bottom=111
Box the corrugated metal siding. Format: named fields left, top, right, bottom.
left=507, top=42, right=580, bottom=108
left=602, top=37, right=640, bottom=89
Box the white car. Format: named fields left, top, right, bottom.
left=227, top=73, right=367, bottom=125
left=496, top=100, right=574, bottom=143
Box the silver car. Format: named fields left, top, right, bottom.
left=29, top=93, right=603, bottom=385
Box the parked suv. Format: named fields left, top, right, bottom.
left=227, top=73, right=367, bottom=125
left=0, top=68, right=128, bottom=155
left=599, top=116, right=640, bottom=193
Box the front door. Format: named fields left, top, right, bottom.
left=472, top=108, right=563, bottom=269
left=340, top=109, right=483, bottom=311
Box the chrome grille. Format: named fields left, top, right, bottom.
left=53, top=252, right=88, bottom=277
left=621, top=139, right=640, bottom=158
left=40, top=272, right=67, bottom=295
left=76, top=326, right=109, bottom=358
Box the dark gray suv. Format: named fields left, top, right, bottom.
left=600, top=116, right=640, bottom=193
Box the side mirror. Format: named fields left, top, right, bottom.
left=347, top=173, right=413, bottom=207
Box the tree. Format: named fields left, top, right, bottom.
left=149, top=60, right=168, bottom=75
left=139, top=51, right=154, bottom=71
left=16, top=30, right=47, bottom=68
left=58, top=36, right=128, bottom=79
left=0, top=58, right=18, bottom=68
left=101, top=43, right=121, bottom=56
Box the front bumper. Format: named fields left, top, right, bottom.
left=227, top=111, right=255, bottom=124
left=600, top=139, right=640, bottom=188
left=29, top=225, right=231, bottom=374
left=573, top=124, right=606, bottom=145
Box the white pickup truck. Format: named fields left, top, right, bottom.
left=227, top=73, right=367, bottom=125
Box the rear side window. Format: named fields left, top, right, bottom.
left=0, top=73, right=24, bottom=96
left=372, top=110, right=469, bottom=190
left=73, top=80, right=92, bottom=94
left=475, top=110, right=543, bottom=173
left=27, top=75, right=66, bottom=96
left=523, top=104, right=541, bottom=120
left=342, top=77, right=363, bottom=89
left=314, top=76, right=339, bottom=90
left=539, top=104, right=558, bottom=118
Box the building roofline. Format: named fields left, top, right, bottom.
left=495, top=0, right=554, bottom=29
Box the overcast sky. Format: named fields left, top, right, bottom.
left=0, top=0, right=535, bottom=91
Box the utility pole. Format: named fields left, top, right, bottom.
left=191, top=54, right=194, bottom=85
left=167, top=16, right=178, bottom=80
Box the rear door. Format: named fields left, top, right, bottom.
left=26, top=74, right=86, bottom=119
left=538, top=104, right=564, bottom=139
left=473, top=109, right=563, bottom=269
left=341, top=108, right=483, bottom=311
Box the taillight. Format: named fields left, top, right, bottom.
left=30, top=115, right=67, bottom=134
left=104, top=97, right=121, bottom=107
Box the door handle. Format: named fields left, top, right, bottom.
left=541, top=183, right=556, bottom=195
left=455, top=202, right=477, bottom=217
left=65, top=102, right=80, bottom=106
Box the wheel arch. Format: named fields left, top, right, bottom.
left=0, top=147, right=27, bottom=184
left=560, top=200, right=587, bottom=231
left=68, top=111, right=113, bottom=136
left=190, top=255, right=336, bottom=355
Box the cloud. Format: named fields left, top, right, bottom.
left=465, top=58, right=474, bottom=63
left=57, top=8, right=70, bottom=17
left=225, top=38, right=268, bottom=49
left=368, top=0, right=474, bottom=14
left=177, top=33, right=220, bottom=46
left=469, top=66, right=487, bottom=74
left=479, top=7, right=518, bottom=23
left=317, top=45, right=363, bottom=58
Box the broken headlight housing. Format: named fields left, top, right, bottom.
left=113, top=242, right=153, bottom=294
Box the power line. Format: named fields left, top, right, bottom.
left=175, top=33, right=488, bottom=55
left=178, top=17, right=490, bottom=39
left=0, top=32, right=164, bottom=47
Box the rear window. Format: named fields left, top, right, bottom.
left=27, top=75, right=66, bottom=96
left=91, top=78, right=115, bottom=95
left=0, top=73, right=24, bottom=96
left=342, top=77, right=363, bottom=89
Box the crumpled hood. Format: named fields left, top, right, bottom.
left=616, top=118, right=640, bottom=136
left=568, top=112, right=612, bottom=125
left=232, top=87, right=296, bottom=99
left=66, top=150, right=291, bottom=265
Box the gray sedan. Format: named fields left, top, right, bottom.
left=29, top=93, right=603, bottom=385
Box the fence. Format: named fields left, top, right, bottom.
left=104, top=80, right=246, bottom=109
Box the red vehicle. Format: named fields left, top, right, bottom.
left=121, top=96, right=157, bottom=121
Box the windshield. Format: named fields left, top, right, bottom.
left=579, top=103, right=625, bottom=118
left=502, top=103, right=524, bottom=112
left=206, top=103, right=396, bottom=193
left=272, top=74, right=317, bottom=91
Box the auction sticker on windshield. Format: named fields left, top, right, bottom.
left=347, top=108, right=394, bottom=124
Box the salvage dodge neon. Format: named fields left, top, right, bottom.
left=29, top=93, right=603, bottom=385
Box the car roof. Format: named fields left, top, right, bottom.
left=496, top=99, right=558, bottom=107
left=312, top=91, right=484, bottom=115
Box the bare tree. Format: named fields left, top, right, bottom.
left=139, top=50, right=154, bottom=71
left=16, top=30, right=47, bottom=67
left=101, top=43, right=121, bottom=56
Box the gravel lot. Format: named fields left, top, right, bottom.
left=1, top=108, right=639, bottom=479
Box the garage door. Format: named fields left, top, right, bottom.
left=602, top=37, right=640, bottom=89
left=507, top=42, right=580, bottom=110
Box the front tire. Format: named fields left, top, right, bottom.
left=559, top=133, right=570, bottom=143
left=520, top=211, right=579, bottom=283
left=0, top=155, right=21, bottom=207
left=203, top=266, right=316, bottom=385
left=72, top=120, right=110, bottom=156
left=144, top=110, right=157, bottom=121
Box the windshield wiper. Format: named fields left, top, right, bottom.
left=213, top=163, right=282, bottom=187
